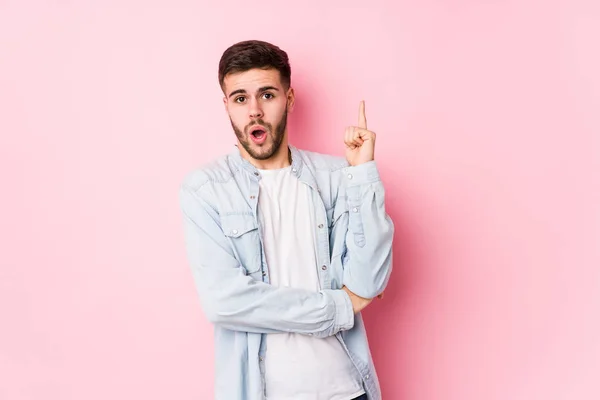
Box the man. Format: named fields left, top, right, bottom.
left=179, top=40, right=394, bottom=400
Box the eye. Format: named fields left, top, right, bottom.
left=262, top=93, right=274, bottom=100
left=234, top=96, right=246, bottom=103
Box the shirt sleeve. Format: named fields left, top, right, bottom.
left=340, top=160, right=395, bottom=299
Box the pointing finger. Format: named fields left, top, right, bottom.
left=358, top=100, right=367, bottom=129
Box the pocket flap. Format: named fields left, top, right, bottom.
left=221, top=214, right=258, bottom=237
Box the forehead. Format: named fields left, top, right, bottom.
left=223, top=68, right=283, bottom=93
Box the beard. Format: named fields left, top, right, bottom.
left=230, top=107, right=288, bottom=161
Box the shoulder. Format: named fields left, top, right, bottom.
left=180, top=152, right=238, bottom=194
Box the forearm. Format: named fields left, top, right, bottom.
left=192, top=261, right=354, bottom=337
left=341, top=161, right=394, bottom=298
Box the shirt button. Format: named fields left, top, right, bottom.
left=292, top=168, right=297, bottom=172
left=352, top=207, right=359, bottom=213
left=259, top=356, right=264, bottom=362
left=347, top=174, right=353, bottom=179
left=321, top=265, right=327, bottom=270
left=232, top=229, right=238, bottom=235
left=318, top=224, right=324, bottom=229
left=250, top=195, right=256, bottom=199
left=254, top=172, right=259, bottom=176
left=365, top=374, right=370, bottom=380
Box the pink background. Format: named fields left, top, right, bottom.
left=1, top=1, right=599, bottom=399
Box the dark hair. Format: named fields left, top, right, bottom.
left=218, top=40, right=291, bottom=91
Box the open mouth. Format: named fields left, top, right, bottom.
left=249, top=126, right=267, bottom=143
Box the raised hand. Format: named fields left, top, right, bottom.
left=344, top=100, right=376, bottom=166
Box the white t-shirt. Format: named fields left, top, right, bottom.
left=257, top=166, right=365, bottom=400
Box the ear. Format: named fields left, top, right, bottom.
left=287, top=87, right=295, bottom=112
left=223, top=96, right=228, bottom=112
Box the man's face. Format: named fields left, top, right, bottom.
left=222, top=68, right=294, bottom=161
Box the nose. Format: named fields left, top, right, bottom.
left=248, top=97, right=263, bottom=119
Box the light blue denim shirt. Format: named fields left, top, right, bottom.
left=179, top=144, right=394, bottom=400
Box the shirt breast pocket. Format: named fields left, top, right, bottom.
left=221, top=213, right=262, bottom=277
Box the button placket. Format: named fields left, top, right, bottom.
left=315, top=205, right=331, bottom=290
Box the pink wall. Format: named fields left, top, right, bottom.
left=1, top=1, right=599, bottom=399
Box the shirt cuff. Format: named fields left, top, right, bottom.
left=324, top=289, right=355, bottom=333
left=343, top=161, right=381, bottom=188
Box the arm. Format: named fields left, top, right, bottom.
left=340, top=160, right=394, bottom=299
left=340, top=101, right=394, bottom=299
left=179, top=183, right=354, bottom=337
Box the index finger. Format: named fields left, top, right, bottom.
left=358, top=100, right=367, bottom=129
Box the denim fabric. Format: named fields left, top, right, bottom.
left=179, top=145, right=394, bottom=399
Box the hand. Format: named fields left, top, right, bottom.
left=345, top=100, right=376, bottom=166
left=342, top=286, right=373, bottom=314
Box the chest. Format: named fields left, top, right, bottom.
left=222, top=178, right=343, bottom=273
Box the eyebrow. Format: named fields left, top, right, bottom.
left=228, top=86, right=280, bottom=99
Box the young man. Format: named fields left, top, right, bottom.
left=179, top=40, right=394, bottom=400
